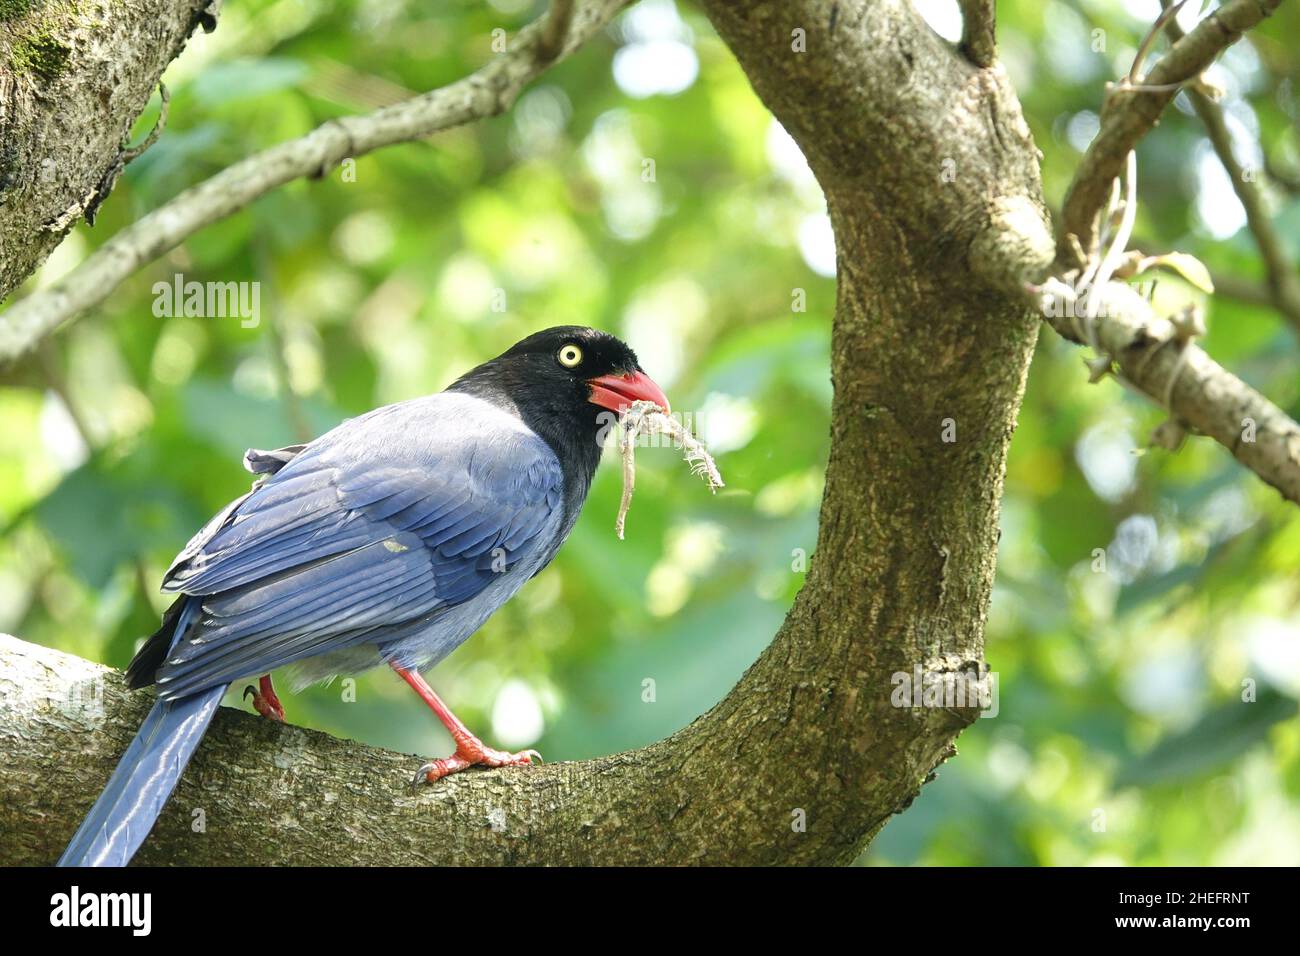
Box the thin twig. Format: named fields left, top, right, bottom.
left=1211, top=272, right=1288, bottom=309
left=1128, top=0, right=1188, bottom=84
left=36, top=341, right=96, bottom=451
left=119, top=82, right=171, bottom=166
left=537, top=0, right=576, bottom=62
left=1264, top=153, right=1300, bottom=196
left=1187, top=89, right=1300, bottom=330
left=84, top=83, right=172, bottom=228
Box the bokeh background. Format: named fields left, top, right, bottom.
left=2, top=0, right=1299, bottom=864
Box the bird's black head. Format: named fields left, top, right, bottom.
left=447, top=325, right=669, bottom=498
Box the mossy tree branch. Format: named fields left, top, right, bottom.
left=0, top=0, right=214, bottom=301
left=0, top=0, right=1050, bottom=866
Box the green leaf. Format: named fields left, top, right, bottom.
left=1134, top=252, right=1216, bottom=294
left=189, top=58, right=309, bottom=106
left=1113, top=689, right=1297, bottom=790
left=33, top=455, right=197, bottom=589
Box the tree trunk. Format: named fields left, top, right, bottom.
left=0, top=0, right=212, bottom=299
left=0, top=0, right=1052, bottom=865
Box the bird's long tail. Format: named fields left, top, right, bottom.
left=58, top=599, right=225, bottom=867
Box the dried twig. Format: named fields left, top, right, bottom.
left=615, top=401, right=724, bottom=539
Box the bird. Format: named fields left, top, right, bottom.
left=57, top=325, right=670, bottom=867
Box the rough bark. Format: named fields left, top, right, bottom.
left=0, top=0, right=1048, bottom=866
left=0, top=0, right=213, bottom=301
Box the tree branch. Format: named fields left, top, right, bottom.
left=0, top=620, right=979, bottom=865
left=1024, top=2, right=1300, bottom=507
left=958, top=0, right=997, bottom=68
left=1211, top=271, right=1292, bottom=310
left=1056, top=0, right=1283, bottom=266
left=1039, top=279, right=1300, bottom=505
left=1, top=0, right=1051, bottom=865
left=0, top=0, right=631, bottom=365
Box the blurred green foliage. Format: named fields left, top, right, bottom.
left=2, top=0, right=1298, bottom=865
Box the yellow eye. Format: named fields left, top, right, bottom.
left=558, top=344, right=583, bottom=368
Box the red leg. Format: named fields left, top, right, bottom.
left=243, top=674, right=285, bottom=721
left=391, top=663, right=540, bottom=785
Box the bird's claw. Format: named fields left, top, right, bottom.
left=410, top=743, right=542, bottom=788
left=243, top=676, right=285, bottom=722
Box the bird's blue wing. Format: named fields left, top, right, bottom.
left=152, top=394, right=564, bottom=699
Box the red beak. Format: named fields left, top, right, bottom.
left=587, top=370, right=670, bottom=415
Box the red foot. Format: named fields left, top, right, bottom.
left=415, top=736, right=541, bottom=786
left=243, top=674, right=285, bottom=721
left=388, top=663, right=540, bottom=786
